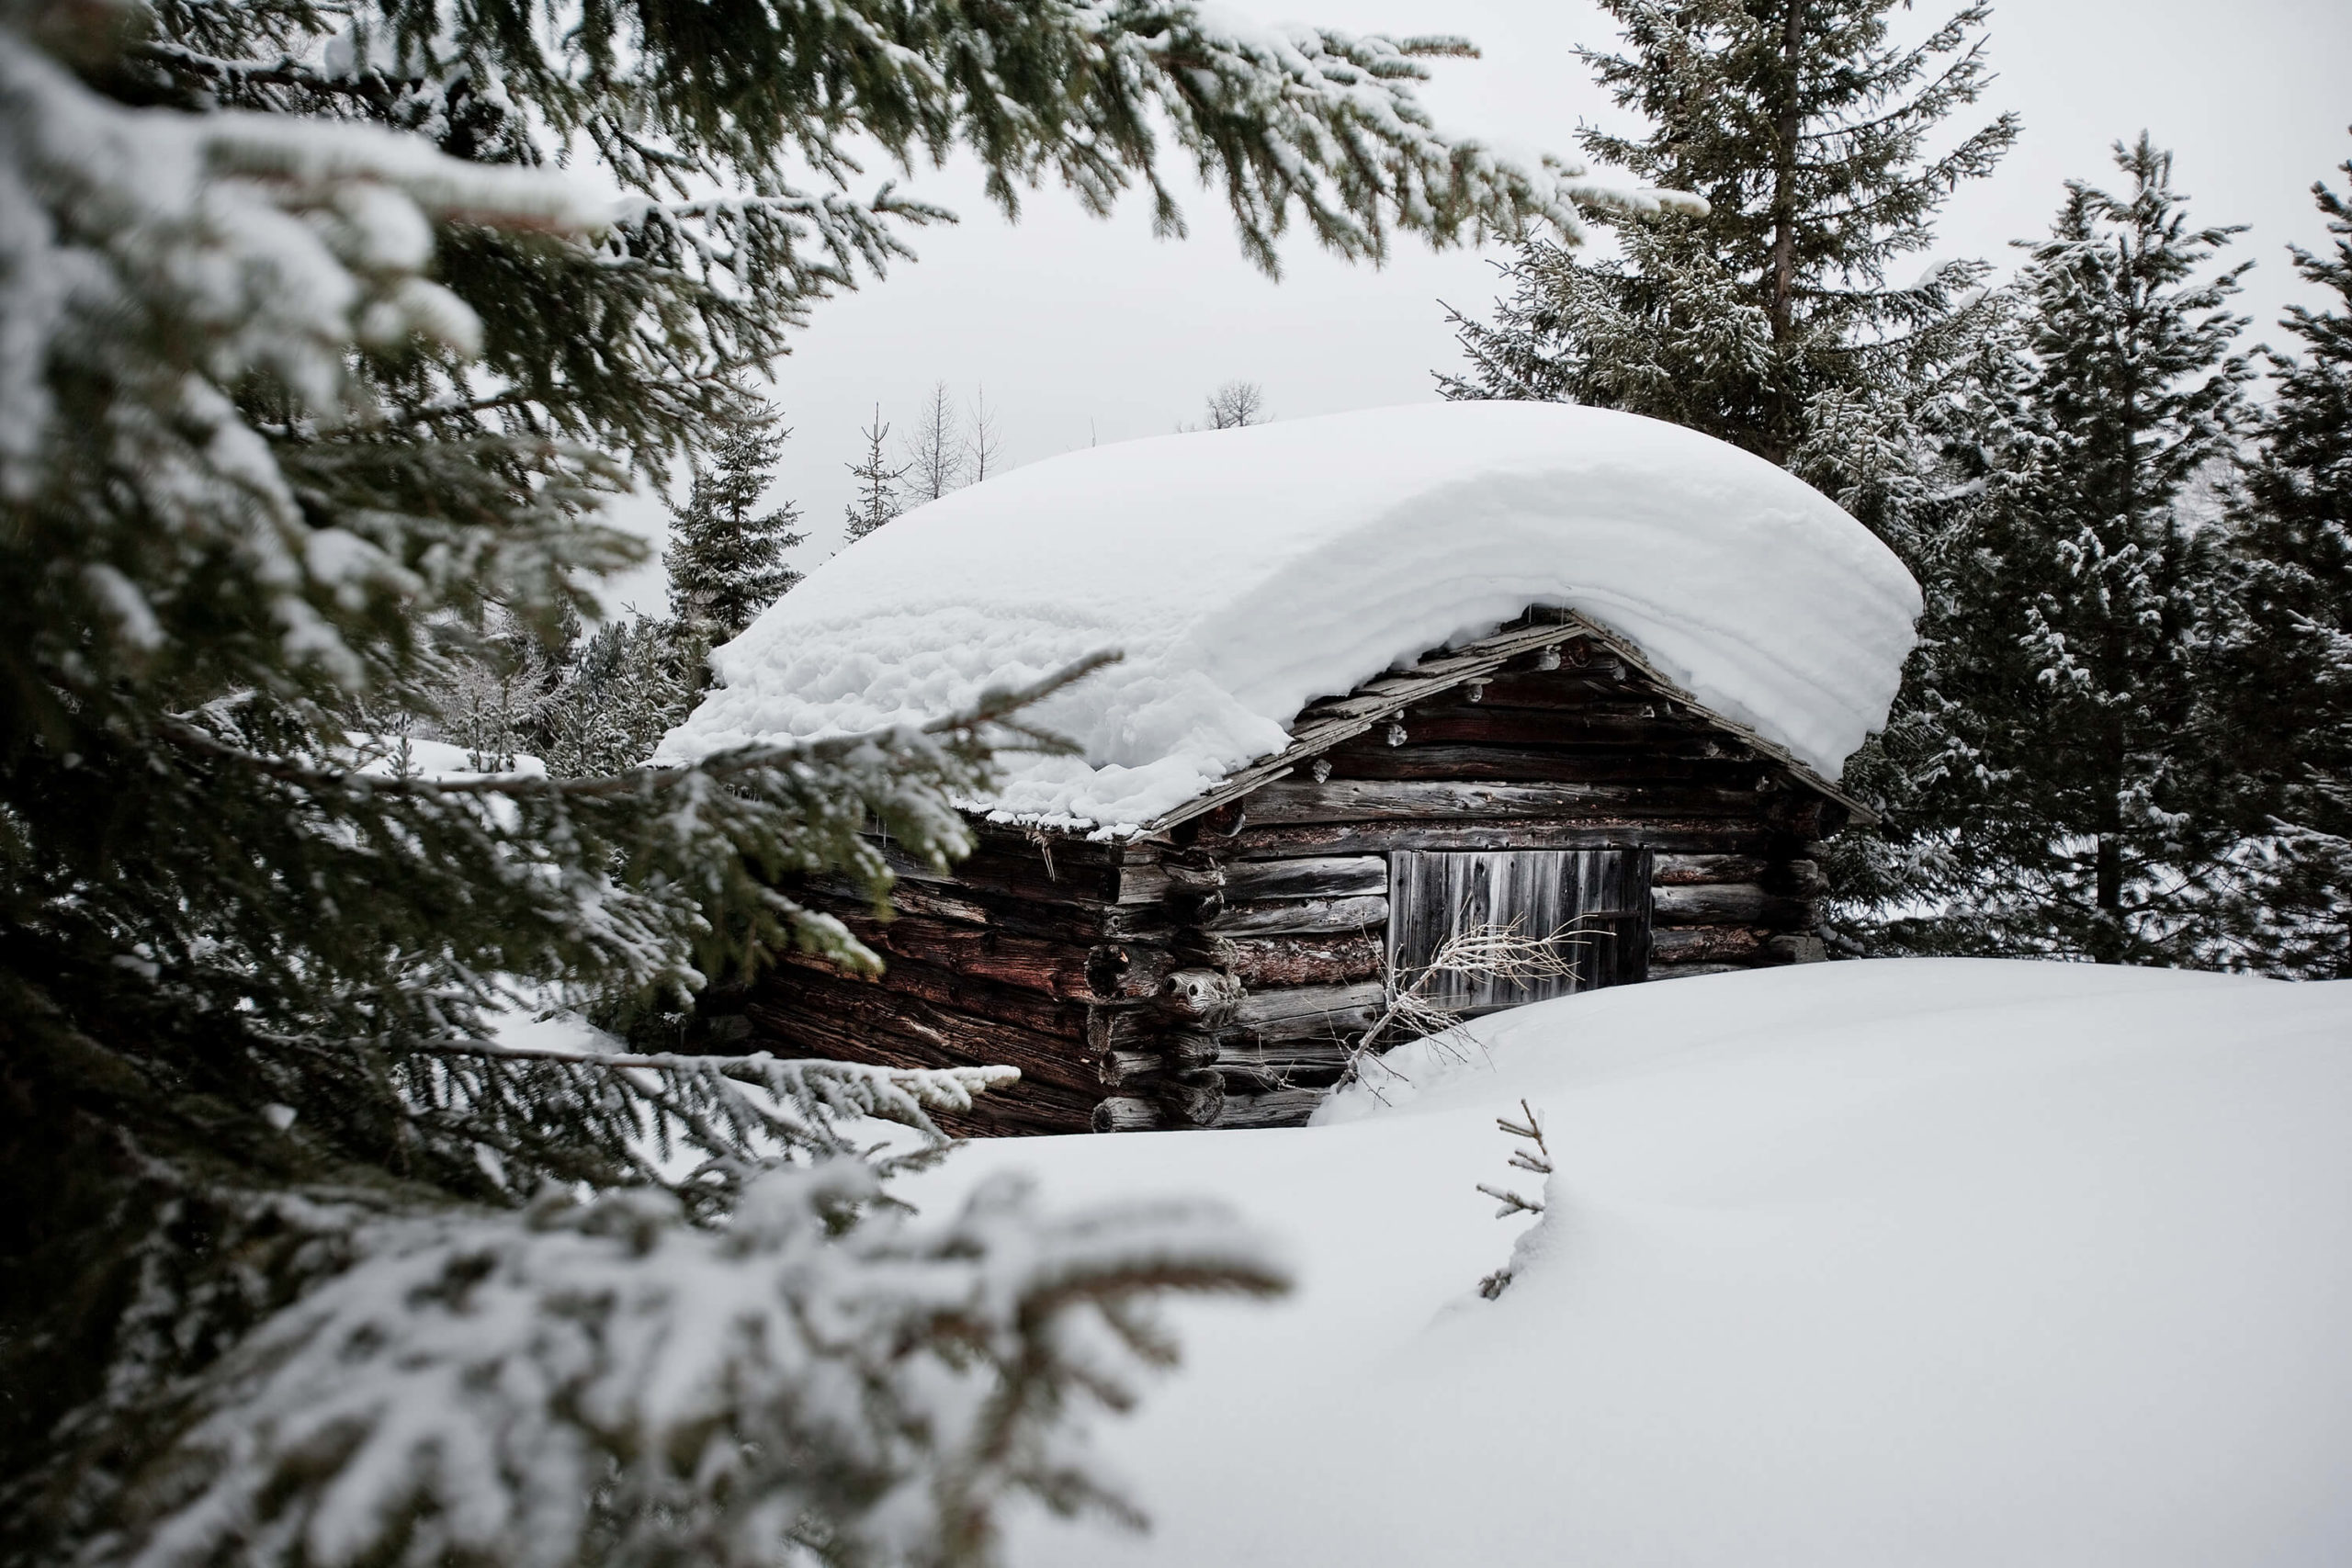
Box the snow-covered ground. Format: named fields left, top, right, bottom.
left=899, top=959, right=2352, bottom=1565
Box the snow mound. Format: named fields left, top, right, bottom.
left=659, top=403, right=1921, bottom=829
left=902, top=959, right=2352, bottom=1566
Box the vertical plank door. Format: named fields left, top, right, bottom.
left=1387, top=849, right=1652, bottom=1011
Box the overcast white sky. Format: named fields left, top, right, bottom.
left=595, top=0, right=2352, bottom=618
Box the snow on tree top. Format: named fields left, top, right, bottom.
left=659, top=402, right=1921, bottom=831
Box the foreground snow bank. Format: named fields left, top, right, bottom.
left=901, top=959, right=2352, bottom=1565
left=662, top=403, right=1920, bottom=829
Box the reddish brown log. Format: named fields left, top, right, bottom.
left=1223, top=932, right=1385, bottom=987
left=1654, top=853, right=1771, bottom=886
left=748, top=966, right=1102, bottom=1100
left=772, top=947, right=1089, bottom=1041
left=738, top=1000, right=1094, bottom=1136
left=1648, top=924, right=1772, bottom=964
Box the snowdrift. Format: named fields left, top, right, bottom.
left=660, top=403, right=1921, bottom=829
left=900, top=960, right=2352, bottom=1565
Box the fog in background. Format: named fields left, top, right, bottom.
left=593, top=0, right=2352, bottom=620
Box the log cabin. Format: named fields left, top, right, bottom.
left=660, top=402, right=1922, bottom=1134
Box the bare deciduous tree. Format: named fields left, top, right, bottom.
left=967, top=384, right=1004, bottom=481
left=1203, top=379, right=1269, bottom=429
left=901, top=380, right=970, bottom=502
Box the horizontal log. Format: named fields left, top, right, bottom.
left=1645, top=961, right=1748, bottom=981
left=1208, top=1089, right=1328, bottom=1130
left=1100, top=1032, right=1223, bottom=1088
left=1244, top=777, right=1758, bottom=825
left=805, top=874, right=1172, bottom=944
left=1215, top=1033, right=1358, bottom=1089
left=1648, top=924, right=1771, bottom=964
left=1217, top=855, right=1388, bottom=901
left=966, top=823, right=1158, bottom=867
left=771, top=947, right=1090, bottom=1042
left=1445, top=669, right=1634, bottom=707
left=1332, top=710, right=1718, bottom=750
left=1091, top=1096, right=1164, bottom=1134
left=1324, top=741, right=1754, bottom=783
left=746, top=968, right=1102, bottom=1100
left=887, top=839, right=1124, bottom=906
left=1207, top=894, right=1389, bottom=937
left=807, top=905, right=1175, bottom=1002
left=1084, top=1006, right=1170, bottom=1055
left=740, top=999, right=1093, bottom=1135
left=1223, top=932, right=1386, bottom=988
left=1649, top=884, right=1816, bottom=929
left=1232, top=818, right=1774, bottom=859
left=1234, top=980, right=1387, bottom=1029
left=1653, top=853, right=1769, bottom=886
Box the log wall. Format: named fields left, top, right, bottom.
left=724, top=632, right=1842, bottom=1137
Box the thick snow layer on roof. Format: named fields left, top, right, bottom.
left=660, top=402, right=1921, bottom=829
left=901, top=960, right=2352, bottom=1566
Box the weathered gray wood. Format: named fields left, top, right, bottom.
left=1327, top=739, right=1753, bottom=780
left=1157, top=1069, right=1227, bottom=1127
left=1645, top=961, right=1748, bottom=981
left=1215, top=1034, right=1356, bottom=1089
left=1776, top=859, right=1830, bottom=897
left=1217, top=855, right=1387, bottom=901
left=1232, top=980, right=1388, bottom=1028
left=1208, top=1089, right=1328, bottom=1130
left=1649, top=883, right=1815, bottom=928
left=1389, top=848, right=1650, bottom=1003
left=1091, top=1097, right=1163, bottom=1133
left=1108, top=862, right=1177, bottom=906
left=1245, top=777, right=1758, bottom=824
left=1084, top=1005, right=1166, bottom=1055
left=1160, top=967, right=1244, bottom=1023
left=1233, top=818, right=1771, bottom=859
left=1766, top=932, right=1828, bottom=964
left=1238, top=1002, right=1385, bottom=1043
left=1206, top=894, right=1389, bottom=937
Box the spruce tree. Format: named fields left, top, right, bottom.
left=1442, top=0, right=2017, bottom=546
left=3, top=0, right=1677, bottom=1556
left=845, top=405, right=910, bottom=541
left=666, top=404, right=806, bottom=643
left=2217, top=143, right=2352, bottom=976
left=1851, top=136, right=2256, bottom=964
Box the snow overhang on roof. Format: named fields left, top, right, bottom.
left=658, top=401, right=1923, bottom=834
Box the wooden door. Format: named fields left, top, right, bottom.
left=1387, top=849, right=1651, bottom=1010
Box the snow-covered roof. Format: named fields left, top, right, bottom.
left=659, top=402, right=1921, bottom=832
